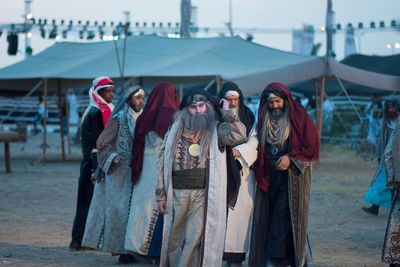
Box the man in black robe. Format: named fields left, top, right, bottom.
left=69, top=76, right=114, bottom=251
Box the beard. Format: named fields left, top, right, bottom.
left=180, top=106, right=216, bottom=133
left=269, top=107, right=284, bottom=118
left=129, top=102, right=142, bottom=113
left=173, top=103, right=217, bottom=165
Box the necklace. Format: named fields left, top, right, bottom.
left=188, top=143, right=200, bottom=157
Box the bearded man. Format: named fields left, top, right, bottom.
left=218, top=82, right=258, bottom=266
left=249, top=82, right=319, bottom=267
left=156, top=89, right=247, bottom=267
left=82, top=86, right=145, bottom=264
left=70, top=76, right=114, bottom=251
left=382, top=99, right=400, bottom=267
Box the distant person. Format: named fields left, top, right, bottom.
left=323, top=96, right=335, bottom=132
left=67, top=88, right=80, bottom=127
left=69, top=76, right=114, bottom=251
left=366, top=93, right=383, bottom=146
left=82, top=86, right=144, bottom=264
left=305, top=94, right=316, bottom=124
left=381, top=105, right=400, bottom=266
left=245, top=96, right=259, bottom=122
left=125, top=82, right=180, bottom=262
left=60, top=95, right=69, bottom=135
left=362, top=99, right=399, bottom=216
left=32, top=96, right=46, bottom=135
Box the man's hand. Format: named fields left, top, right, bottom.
left=158, top=200, right=167, bottom=214
left=276, top=155, right=290, bottom=170
left=232, top=148, right=242, bottom=159
left=91, top=173, right=97, bottom=183
left=113, top=155, right=123, bottom=166
left=220, top=99, right=230, bottom=110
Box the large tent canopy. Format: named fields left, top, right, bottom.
left=0, top=35, right=398, bottom=96
left=287, top=54, right=400, bottom=96
left=0, top=35, right=317, bottom=94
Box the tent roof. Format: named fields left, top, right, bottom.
left=340, top=54, right=400, bottom=76
left=0, top=35, right=316, bottom=80
left=0, top=36, right=398, bottom=96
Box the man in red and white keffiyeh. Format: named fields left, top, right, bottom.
left=70, top=76, right=115, bottom=251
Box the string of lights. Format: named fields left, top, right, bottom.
left=0, top=16, right=398, bottom=56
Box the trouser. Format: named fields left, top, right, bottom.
left=71, top=156, right=94, bottom=242
left=168, top=189, right=205, bottom=267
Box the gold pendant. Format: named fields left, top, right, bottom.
left=188, top=144, right=200, bottom=157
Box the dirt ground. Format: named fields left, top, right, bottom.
left=0, top=132, right=390, bottom=266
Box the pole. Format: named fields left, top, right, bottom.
left=228, top=0, right=234, bottom=36
left=325, top=0, right=334, bottom=57
left=215, top=76, right=222, bottom=95
left=313, top=78, right=320, bottom=129
left=180, top=0, right=192, bottom=38
left=57, top=79, right=65, bottom=160
left=24, top=0, right=33, bottom=59
left=317, top=76, right=326, bottom=135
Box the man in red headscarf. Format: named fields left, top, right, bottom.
left=249, top=82, right=319, bottom=267
left=124, top=81, right=180, bottom=263
left=69, top=76, right=114, bottom=251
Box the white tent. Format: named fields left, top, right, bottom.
left=0, top=35, right=399, bottom=161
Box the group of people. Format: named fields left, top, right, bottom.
left=68, top=76, right=320, bottom=267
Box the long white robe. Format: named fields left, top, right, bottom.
left=125, top=131, right=163, bottom=255
left=225, top=127, right=258, bottom=253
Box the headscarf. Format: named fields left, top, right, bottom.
left=255, top=82, right=320, bottom=193
left=131, top=81, right=180, bottom=185
left=81, top=76, right=115, bottom=127
left=181, top=88, right=223, bottom=120
left=111, top=86, right=144, bottom=136
left=218, top=81, right=255, bottom=207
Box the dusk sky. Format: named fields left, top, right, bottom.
left=1, top=0, right=399, bottom=68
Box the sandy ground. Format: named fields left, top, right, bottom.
left=0, top=132, right=390, bottom=266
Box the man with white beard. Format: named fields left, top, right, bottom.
left=157, top=89, right=247, bottom=267
left=218, top=82, right=258, bottom=267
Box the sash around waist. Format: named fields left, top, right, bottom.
left=172, top=168, right=206, bottom=189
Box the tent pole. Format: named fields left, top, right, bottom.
left=215, top=76, right=222, bottom=95
left=313, top=78, right=320, bottom=128
left=57, top=79, right=66, bottom=160
left=334, top=75, right=364, bottom=123
left=41, top=79, right=48, bottom=163
left=179, top=84, right=184, bottom=98
left=203, top=78, right=216, bottom=91
left=317, top=76, right=326, bottom=135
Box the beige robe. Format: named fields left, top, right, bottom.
left=157, top=110, right=247, bottom=267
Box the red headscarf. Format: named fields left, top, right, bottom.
left=131, top=81, right=180, bottom=185
left=88, top=76, right=114, bottom=127
left=255, top=82, right=320, bottom=192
